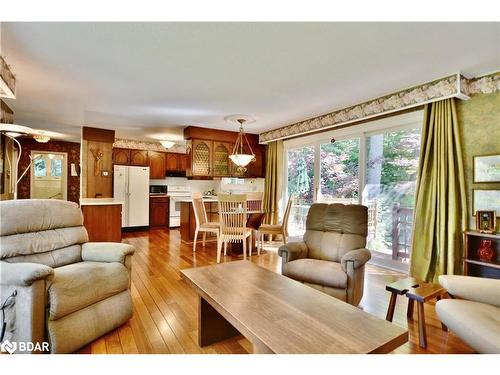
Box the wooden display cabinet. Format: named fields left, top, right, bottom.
left=464, top=230, right=500, bottom=279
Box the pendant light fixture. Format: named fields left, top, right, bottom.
left=226, top=115, right=256, bottom=174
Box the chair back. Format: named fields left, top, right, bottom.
left=0, top=199, right=88, bottom=268
left=304, top=203, right=368, bottom=262
left=246, top=191, right=264, bottom=213
left=192, top=192, right=208, bottom=227
left=282, top=196, right=293, bottom=235
left=218, top=194, right=247, bottom=241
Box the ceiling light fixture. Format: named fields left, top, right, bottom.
left=0, top=56, right=16, bottom=99
left=33, top=134, right=51, bottom=143
left=225, top=115, right=256, bottom=174
left=160, top=140, right=175, bottom=149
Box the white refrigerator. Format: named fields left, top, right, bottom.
left=113, top=165, right=150, bottom=228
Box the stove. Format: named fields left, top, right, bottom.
left=167, top=185, right=191, bottom=227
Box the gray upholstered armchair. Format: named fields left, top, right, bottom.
left=278, top=203, right=371, bottom=306
left=0, top=199, right=134, bottom=353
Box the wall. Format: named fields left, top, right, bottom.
left=17, top=138, right=80, bottom=203
left=81, top=127, right=115, bottom=198
left=456, top=90, right=500, bottom=231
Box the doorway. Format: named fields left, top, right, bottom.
left=30, top=151, right=68, bottom=200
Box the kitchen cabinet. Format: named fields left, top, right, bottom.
left=130, top=150, right=149, bottom=166
left=81, top=202, right=122, bottom=242
left=148, top=151, right=166, bottom=179
left=190, top=139, right=213, bottom=177
left=184, top=126, right=266, bottom=179
left=212, top=142, right=233, bottom=177
left=166, top=152, right=187, bottom=174
left=112, top=148, right=131, bottom=165
left=150, top=195, right=170, bottom=227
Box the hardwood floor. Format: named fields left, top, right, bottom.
left=77, top=228, right=474, bottom=354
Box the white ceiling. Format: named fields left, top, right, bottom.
left=2, top=22, right=499, bottom=142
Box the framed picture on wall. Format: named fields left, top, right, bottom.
left=473, top=154, right=500, bottom=183
left=473, top=189, right=500, bottom=218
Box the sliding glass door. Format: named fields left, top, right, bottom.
left=319, top=138, right=359, bottom=204
left=287, top=146, right=314, bottom=237
left=284, top=111, right=422, bottom=271
left=362, top=127, right=421, bottom=267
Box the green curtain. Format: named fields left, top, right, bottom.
left=263, top=140, right=283, bottom=225
left=410, top=98, right=467, bottom=282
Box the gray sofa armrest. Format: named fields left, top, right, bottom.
left=0, top=261, right=54, bottom=286
left=81, top=242, right=135, bottom=264
left=341, top=248, right=371, bottom=272
left=278, top=241, right=308, bottom=263
left=439, top=275, right=500, bottom=307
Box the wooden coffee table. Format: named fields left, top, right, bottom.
left=181, top=261, right=408, bottom=354
left=385, top=277, right=446, bottom=348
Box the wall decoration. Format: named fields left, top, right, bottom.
left=475, top=211, right=496, bottom=234
left=473, top=154, right=500, bottom=183
left=473, top=190, right=500, bottom=218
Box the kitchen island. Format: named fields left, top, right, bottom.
left=80, top=198, right=123, bottom=242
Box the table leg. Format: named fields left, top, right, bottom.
left=386, top=292, right=397, bottom=322
left=407, top=299, right=414, bottom=319
left=198, top=296, right=240, bottom=347
left=417, top=301, right=427, bottom=348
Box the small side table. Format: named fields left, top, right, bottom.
left=385, top=277, right=446, bottom=348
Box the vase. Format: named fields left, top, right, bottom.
left=477, top=239, right=494, bottom=262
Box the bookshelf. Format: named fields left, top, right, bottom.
left=464, top=230, right=500, bottom=279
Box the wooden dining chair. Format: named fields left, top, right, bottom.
left=257, top=196, right=293, bottom=252
left=245, top=191, right=264, bottom=256
left=192, top=192, right=221, bottom=261
left=218, top=194, right=253, bottom=261
left=246, top=191, right=264, bottom=213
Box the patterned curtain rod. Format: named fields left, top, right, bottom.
left=259, top=72, right=500, bottom=144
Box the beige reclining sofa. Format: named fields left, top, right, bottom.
left=0, top=199, right=134, bottom=353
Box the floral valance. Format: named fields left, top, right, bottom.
left=259, top=72, right=500, bottom=143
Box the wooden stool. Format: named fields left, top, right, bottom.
left=385, top=277, right=446, bottom=348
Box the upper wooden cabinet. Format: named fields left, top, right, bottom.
left=112, top=148, right=131, bottom=165
left=165, top=152, right=187, bottom=175
left=248, top=145, right=266, bottom=178
left=213, top=142, right=233, bottom=177
left=130, top=150, right=149, bottom=166
left=191, top=139, right=213, bottom=177
left=148, top=151, right=166, bottom=179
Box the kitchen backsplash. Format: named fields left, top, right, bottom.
left=149, top=177, right=265, bottom=194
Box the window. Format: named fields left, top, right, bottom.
left=34, top=157, right=46, bottom=177
left=50, top=158, right=62, bottom=177
left=283, top=111, right=422, bottom=270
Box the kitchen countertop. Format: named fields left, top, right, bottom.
left=178, top=196, right=218, bottom=203
left=80, top=198, right=124, bottom=206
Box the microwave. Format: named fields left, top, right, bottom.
left=149, top=185, right=168, bottom=194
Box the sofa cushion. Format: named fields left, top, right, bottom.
left=282, top=258, right=347, bottom=289
left=48, top=261, right=130, bottom=320
left=436, top=299, right=500, bottom=354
